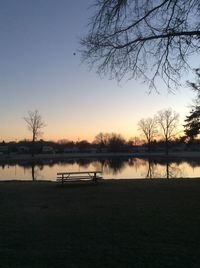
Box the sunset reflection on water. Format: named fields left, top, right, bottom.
left=1, top=158, right=200, bottom=181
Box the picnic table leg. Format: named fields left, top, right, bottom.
left=93, top=172, right=97, bottom=183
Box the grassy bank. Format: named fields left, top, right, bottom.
left=0, top=179, right=200, bottom=267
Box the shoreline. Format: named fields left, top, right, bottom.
left=1, top=151, right=200, bottom=164
left=1, top=177, right=200, bottom=183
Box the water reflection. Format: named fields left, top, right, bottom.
left=30, top=164, right=45, bottom=181
left=144, top=159, right=183, bottom=179
left=103, top=158, right=127, bottom=175
left=18, top=163, right=43, bottom=181
left=1, top=157, right=200, bottom=181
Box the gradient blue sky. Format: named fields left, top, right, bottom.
left=0, top=0, right=199, bottom=142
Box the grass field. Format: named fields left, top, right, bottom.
left=0, top=179, right=200, bottom=267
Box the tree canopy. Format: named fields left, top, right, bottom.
left=24, top=110, right=46, bottom=156
left=184, top=69, right=200, bottom=140
left=138, top=117, right=157, bottom=152
left=184, top=106, right=200, bottom=140
left=157, top=108, right=179, bottom=154
left=82, top=0, right=200, bottom=90
left=24, top=110, right=46, bottom=142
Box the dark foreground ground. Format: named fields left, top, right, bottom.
left=0, top=179, right=200, bottom=268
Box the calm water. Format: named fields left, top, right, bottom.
left=1, top=157, right=200, bottom=181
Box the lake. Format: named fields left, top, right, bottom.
left=1, top=157, right=200, bottom=181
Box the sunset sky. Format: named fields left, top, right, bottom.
left=0, top=0, right=199, bottom=142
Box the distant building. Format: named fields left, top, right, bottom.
left=100, top=148, right=108, bottom=153
left=42, top=146, right=55, bottom=154
left=18, top=146, right=30, bottom=154
left=88, top=147, right=98, bottom=153
left=0, top=146, right=9, bottom=154
left=64, top=146, right=79, bottom=153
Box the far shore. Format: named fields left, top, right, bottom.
left=1, top=151, right=200, bottom=163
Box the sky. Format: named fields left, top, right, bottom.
left=0, top=0, right=199, bottom=142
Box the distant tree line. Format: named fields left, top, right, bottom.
left=1, top=127, right=200, bottom=156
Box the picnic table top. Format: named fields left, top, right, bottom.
left=57, top=170, right=102, bottom=175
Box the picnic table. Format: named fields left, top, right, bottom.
left=57, top=170, right=103, bottom=184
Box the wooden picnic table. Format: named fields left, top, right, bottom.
left=57, top=170, right=103, bottom=184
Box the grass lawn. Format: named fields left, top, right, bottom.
left=0, top=179, right=200, bottom=267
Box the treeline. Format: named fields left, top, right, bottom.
left=0, top=134, right=129, bottom=154
left=1, top=132, right=200, bottom=155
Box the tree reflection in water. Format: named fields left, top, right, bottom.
left=31, top=164, right=43, bottom=181
left=145, top=160, right=156, bottom=179
left=22, top=163, right=43, bottom=181
left=91, top=157, right=185, bottom=179
left=102, top=158, right=127, bottom=176
left=1, top=157, right=199, bottom=180
left=145, top=158, right=184, bottom=179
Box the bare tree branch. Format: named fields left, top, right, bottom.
left=82, top=0, right=200, bottom=91
left=156, top=108, right=179, bottom=154
left=138, top=117, right=157, bottom=152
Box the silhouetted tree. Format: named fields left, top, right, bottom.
left=82, top=0, right=200, bottom=90
left=57, top=139, right=74, bottom=145
left=157, top=108, right=179, bottom=155
left=76, top=140, right=90, bottom=152
left=138, top=117, right=157, bottom=152
left=184, top=69, right=200, bottom=141
left=107, top=133, right=125, bottom=152
left=24, top=110, right=46, bottom=156
left=184, top=106, right=200, bottom=141
left=129, top=136, right=145, bottom=146
left=94, top=132, right=109, bottom=151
